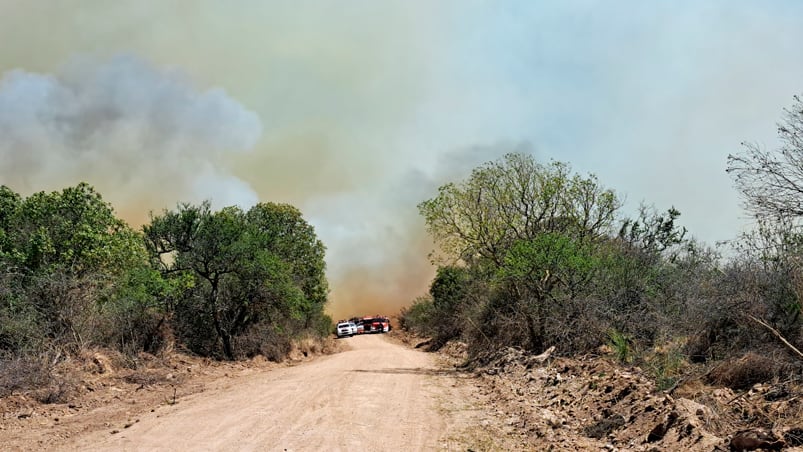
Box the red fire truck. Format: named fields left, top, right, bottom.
left=360, top=315, right=390, bottom=333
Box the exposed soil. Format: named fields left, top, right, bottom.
left=4, top=332, right=803, bottom=451
left=434, top=340, right=803, bottom=451
left=0, top=338, right=343, bottom=451
left=0, top=334, right=500, bottom=451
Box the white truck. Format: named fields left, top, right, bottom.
left=336, top=321, right=356, bottom=338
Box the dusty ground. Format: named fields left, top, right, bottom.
left=1, top=334, right=510, bottom=451
left=4, top=332, right=803, bottom=451
left=435, top=341, right=803, bottom=451
left=0, top=341, right=328, bottom=451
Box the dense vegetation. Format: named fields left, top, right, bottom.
left=0, top=185, right=330, bottom=394
left=402, top=96, right=803, bottom=390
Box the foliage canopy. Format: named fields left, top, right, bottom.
left=0, top=184, right=331, bottom=366
left=418, top=153, right=620, bottom=267
left=144, top=201, right=329, bottom=359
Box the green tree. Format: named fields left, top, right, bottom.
left=594, top=206, right=690, bottom=333
left=399, top=295, right=436, bottom=336
left=144, top=202, right=329, bottom=360
left=0, top=183, right=150, bottom=353
left=0, top=186, right=22, bottom=261
left=618, top=206, right=687, bottom=257
left=246, top=203, right=329, bottom=324
left=418, top=153, right=622, bottom=353
left=494, top=232, right=601, bottom=351
left=3, top=183, right=142, bottom=275
left=418, top=153, right=620, bottom=267
left=427, top=266, right=471, bottom=348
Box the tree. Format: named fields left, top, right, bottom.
left=146, top=203, right=251, bottom=359
left=728, top=94, right=803, bottom=221
left=501, top=232, right=600, bottom=302
left=246, top=203, right=329, bottom=319
left=618, top=205, right=687, bottom=257
left=418, top=153, right=623, bottom=353
left=0, top=183, right=150, bottom=353
left=418, top=153, right=620, bottom=267
left=497, top=232, right=602, bottom=351
left=591, top=207, right=692, bottom=343
left=0, top=186, right=21, bottom=260
left=144, top=201, right=329, bottom=360
left=427, top=266, right=471, bottom=348
left=726, top=95, right=803, bottom=343
left=2, top=183, right=142, bottom=276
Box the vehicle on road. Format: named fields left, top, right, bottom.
left=361, top=316, right=390, bottom=334
left=336, top=322, right=356, bottom=338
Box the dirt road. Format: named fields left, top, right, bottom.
left=62, top=334, right=466, bottom=451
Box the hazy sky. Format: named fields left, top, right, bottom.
left=2, top=1, right=802, bottom=318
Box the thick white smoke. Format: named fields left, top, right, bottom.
left=0, top=54, right=262, bottom=219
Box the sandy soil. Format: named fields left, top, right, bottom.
left=9, top=333, right=799, bottom=451
left=40, top=334, right=485, bottom=451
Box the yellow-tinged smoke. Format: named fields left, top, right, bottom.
left=0, top=1, right=513, bottom=320
left=0, top=54, right=448, bottom=320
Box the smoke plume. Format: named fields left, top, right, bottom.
left=315, top=142, right=516, bottom=320
left=0, top=54, right=262, bottom=222
left=3, top=2, right=803, bottom=322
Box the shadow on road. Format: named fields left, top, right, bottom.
left=352, top=367, right=471, bottom=377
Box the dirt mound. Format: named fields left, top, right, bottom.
left=454, top=346, right=803, bottom=451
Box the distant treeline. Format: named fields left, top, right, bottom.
left=0, top=183, right=331, bottom=371
left=402, top=95, right=803, bottom=390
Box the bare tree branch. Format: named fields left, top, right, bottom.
left=747, top=314, right=803, bottom=360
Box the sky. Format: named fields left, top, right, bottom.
left=1, top=1, right=802, bottom=319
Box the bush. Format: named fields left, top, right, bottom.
left=36, top=378, right=76, bottom=404
left=643, top=343, right=686, bottom=391
left=607, top=329, right=633, bottom=364
left=399, top=296, right=435, bottom=336
left=229, top=321, right=293, bottom=361
left=707, top=352, right=780, bottom=390
left=0, top=355, right=53, bottom=397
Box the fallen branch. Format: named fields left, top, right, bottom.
left=747, top=314, right=803, bottom=360
left=532, top=345, right=555, bottom=363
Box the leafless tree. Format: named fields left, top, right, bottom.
left=728, top=95, right=803, bottom=221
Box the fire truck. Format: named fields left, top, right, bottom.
left=360, top=315, right=390, bottom=334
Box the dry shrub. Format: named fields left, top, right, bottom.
left=231, top=324, right=292, bottom=362
left=785, top=428, right=803, bottom=447
left=291, top=336, right=321, bottom=357
left=583, top=413, right=626, bottom=439
left=643, top=342, right=687, bottom=391
left=122, top=368, right=183, bottom=386
left=317, top=335, right=342, bottom=355
left=259, top=337, right=292, bottom=362
left=35, top=377, right=77, bottom=404
left=0, top=356, right=53, bottom=397
left=287, top=335, right=343, bottom=360
left=707, top=352, right=778, bottom=390
left=76, top=347, right=138, bottom=373
left=684, top=332, right=712, bottom=363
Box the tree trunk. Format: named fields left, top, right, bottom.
left=208, top=275, right=235, bottom=360
left=525, top=310, right=544, bottom=353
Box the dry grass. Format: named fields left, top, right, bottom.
left=34, top=377, right=77, bottom=404
left=0, top=355, right=54, bottom=397
left=707, top=352, right=779, bottom=390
